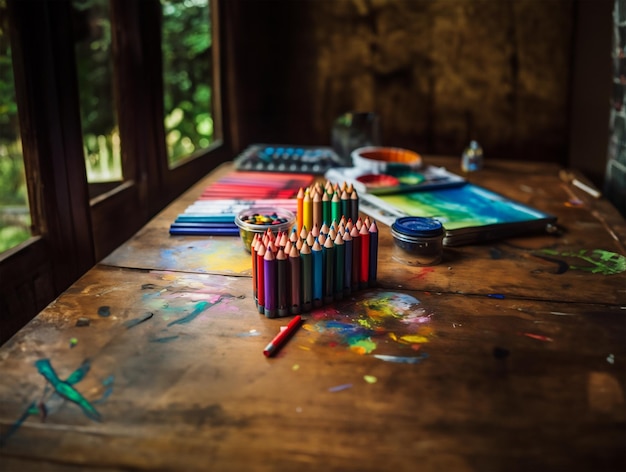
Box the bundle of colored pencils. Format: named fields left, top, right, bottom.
left=296, top=181, right=359, bottom=236
left=251, top=216, right=378, bottom=318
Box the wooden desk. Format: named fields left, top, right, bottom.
left=1, top=157, right=625, bottom=471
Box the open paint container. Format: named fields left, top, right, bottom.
left=351, top=146, right=422, bottom=173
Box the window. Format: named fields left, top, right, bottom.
left=162, top=0, right=217, bottom=167
left=0, top=0, right=31, bottom=253
left=0, top=0, right=232, bottom=345
left=72, top=0, right=122, bottom=187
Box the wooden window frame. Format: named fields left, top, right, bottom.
left=0, top=0, right=235, bottom=344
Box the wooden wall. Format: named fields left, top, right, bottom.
left=231, top=0, right=576, bottom=164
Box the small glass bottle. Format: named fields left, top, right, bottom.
left=461, top=140, right=484, bottom=173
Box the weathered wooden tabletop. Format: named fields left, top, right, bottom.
left=1, top=157, right=624, bottom=472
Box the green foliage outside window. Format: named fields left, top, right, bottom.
left=0, top=0, right=31, bottom=252
left=73, top=0, right=121, bottom=183
left=162, top=0, right=215, bottom=166
left=0, top=0, right=216, bottom=251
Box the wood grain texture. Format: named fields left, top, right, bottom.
left=232, top=0, right=574, bottom=164
left=1, top=158, right=624, bottom=471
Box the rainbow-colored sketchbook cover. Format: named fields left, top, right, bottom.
left=360, top=183, right=557, bottom=246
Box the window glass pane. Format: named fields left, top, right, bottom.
left=0, top=0, right=32, bottom=253
left=162, top=0, right=215, bottom=167
left=72, top=0, right=122, bottom=183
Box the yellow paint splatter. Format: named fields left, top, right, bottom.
left=298, top=345, right=311, bottom=351
left=399, top=334, right=429, bottom=344
left=363, top=375, right=377, bottom=384
left=292, top=364, right=300, bottom=371
left=199, top=243, right=251, bottom=273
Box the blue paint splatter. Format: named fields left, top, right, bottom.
left=328, top=383, right=353, bottom=392
left=167, top=301, right=210, bottom=326
left=167, top=296, right=230, bottom=327
left=93, top=375, right=115, bottom=404
left=373, top=354, right=429, bottom=364
left=124, top=312, right=154, bottom=329
left=150, top=335, right=180, bottom=343
left=487, top=294, right=505, bottom=299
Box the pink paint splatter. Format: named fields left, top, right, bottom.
left=520, top=332, right=554, bottom=342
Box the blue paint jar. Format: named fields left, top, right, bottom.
left=390, top=217, right=445, bottom=266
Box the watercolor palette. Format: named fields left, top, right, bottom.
left=325, top=164, right=465, bottom=195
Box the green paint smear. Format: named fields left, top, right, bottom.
left=349, top=337, right=377, bottom=354
left=35, top=359, right=101, bottom=422
left=1, top=358, right=100, bottom=447
left=541, top=249, right=626, bottom=275
left=357, top=318, right=374, bottom=329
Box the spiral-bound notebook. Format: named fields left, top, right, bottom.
left=359, top=182, right=557, bottom=246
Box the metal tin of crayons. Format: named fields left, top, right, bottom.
left=390, top=217, right=444, bottom=266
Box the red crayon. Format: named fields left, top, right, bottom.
left=263, top=315, right=302, bottom=357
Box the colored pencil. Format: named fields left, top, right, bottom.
left=297, top=188, right=304, bottom=234
left=300, top=243, right=312, bottom=312
left=331, top=192, right=341, bottom=224
left=350, top=189, right=359, bottom=221
left=313, top=190, right=322, bottom=230
left=289, top=245, right=301, bottom=315
left=322, top=191, right=331, bottom=227
left=276, top=248, right=289, bottom=317
left=350, top=226, right=360, bottom=291
left=359, top=224, right=370, bottom=289
left=169, top=227, right=240, bottom=236
left=341, top=190, right=350, bottom=222
left=368, top=220, right=378, bottom=287
left=252, top=234, right=259, bottom=307
left=175, top=215, right=236, bottom=223
left=323, top=236, right=335, bottom=304
left=303, top=190, right=312, bottom=234
left=263, top=249, right=277, bottom=318
left=333, top=232, right=345, bottom=300
left=312, top=239, right=323, bottom=308
left=342, top=230, right=352, bottom=296
left=256, top=243, right=266, bottom=314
